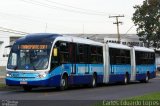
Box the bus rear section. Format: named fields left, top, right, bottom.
left=103, top=43, right=156, bottom=84
left=133, top=46, right=156, bottom=82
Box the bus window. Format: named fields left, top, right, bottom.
left=8, top=53, right=17, bottom=66
left=135, top=51, right=155, bottom=65
left=90, top=46, right=97, bottom=63
left=97, top=46, right=103, bottom=63
left=69, top=43, right=77, bottom=63
left=77, top=44, right=85, bottom=63
left=59, top=42, right=70, bottom=63
left=109, top=48, right=130, bottom=65
left=84, top=45, right=89, bottom=63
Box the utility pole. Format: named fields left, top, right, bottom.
left=109, top=15, right=124, bottom=43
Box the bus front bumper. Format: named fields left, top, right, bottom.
left=5, top=75, right=61, bottom=87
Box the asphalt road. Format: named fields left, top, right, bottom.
left=0, top=78, right=160, bottom=106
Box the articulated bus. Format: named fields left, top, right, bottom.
left=6, top=33, right=156, bottom=91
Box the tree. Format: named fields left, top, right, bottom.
left=132, top=0, right=160, bottom=48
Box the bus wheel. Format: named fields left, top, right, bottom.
left=91, top=74, right=97, bottom=88
left=144, top=74, right=149, bottom=83
left=124, top=74, right=129, bottom=85
left=60, top=75, right=68, bottom=90
left=23, top=86, right=32, bottom=92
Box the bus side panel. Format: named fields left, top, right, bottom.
left=50, top=63, right=104, bottom=86
left=109, top=65, right=131, bottom=82
left=136, top=65, right=156, bottom=80
left=147, top=64, right=156, bottom=79
left=89, top=64, right=104, bottom=83
left=71, top=64, right=91, bottom=85
left=72, top=64, right=103, bottom=85
left=49, top=66, right=64, bottom=87
left=136, top=65, right=147, bottom=81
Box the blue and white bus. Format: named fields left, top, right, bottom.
left=5, top=33, right=156, bottom=91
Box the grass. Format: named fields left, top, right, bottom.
left=128, top=92, right=160, bottom=100
left=0, top=83, right=6, bottom=88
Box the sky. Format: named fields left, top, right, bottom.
left=0, top=0, right=144, bottom=34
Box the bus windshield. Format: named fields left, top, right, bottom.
left=7, top=44, right=52, bottom=70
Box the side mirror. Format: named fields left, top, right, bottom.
left=53, top=48, right=58, bottom=57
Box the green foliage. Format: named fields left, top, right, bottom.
left=0, top=83, right=5, bottom=88
left=129, top=92, right=160, bottom=100
left=132, top=0, right=160, bottom=48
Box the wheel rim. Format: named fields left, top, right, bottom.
left=92, top=77, right=96, bottom=86
left=61, top=79, right=65, bottom=87
left=125, top=76, right=127, bottom=84
left=146, top=75, right=149, bottom=81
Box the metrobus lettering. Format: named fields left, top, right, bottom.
left=20, top=45, right=48, bottom=49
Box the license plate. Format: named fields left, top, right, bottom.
left=20, top=81, right=27, bottom=85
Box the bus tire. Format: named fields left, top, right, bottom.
left=91, top=74, right=97, bottom=88
left=124, top=74, right=129, bottom=85
left=60, top=75, right=68, bottom=91
left=23, top=86, right=32, bottom=92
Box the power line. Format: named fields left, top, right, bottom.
left=0, top=27, right=28, bottom=35
left=125, top=25, right=135, bottom=35
left=43, top=0, right=108, bottom=14
left=0, top=11, right=113, bottom=24
left=0, top=27, right=28, bottom=34
left=109, top=15, right=125, bottom=43
left=20, top=0, right=108, bottom=16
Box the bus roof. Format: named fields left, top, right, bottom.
left=15, top=33, right=103, bottom=46
left=107, top=43, right=131, bottom=50
left=57, top=35, right=103, bottom=46
left=15, top=33, right=62, bottom=44
left=133, top=46, right=154, bottom=52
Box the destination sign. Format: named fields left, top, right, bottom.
left=19, top=45, right=48, bottom=50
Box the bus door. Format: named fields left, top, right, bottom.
left=69, top=43, right=77, bottom=84
left=84, top=45, right=89, bottom=74
left=109, top=48, right=115, bottom=75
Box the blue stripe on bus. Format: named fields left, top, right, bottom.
left=49, top=64, right=104, bottom=77
left=6, top=74, right=104, bottom=87
left=5, top=64, right=156, bottom=87
left=110, top=65, right=131, bottom=74
left=136, top=65, right=155, bottom=74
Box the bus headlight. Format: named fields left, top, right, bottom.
left=37, top=73, right=47, bottom=78
left=6, top=73, right=11, bottom=77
